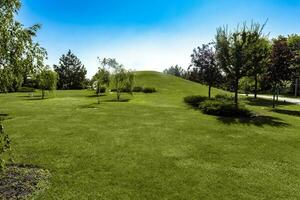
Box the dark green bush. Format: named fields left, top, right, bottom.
left=199, top=100, right=252, bottom=117
left=133, top=86, right=144, bottom=92
left=184, top=95, right=208, bottom=107
left=96, top=87, right=106, bottom=94
left=215, top=94, right=233, bottom=100
left=143, top=87, right=157, bottom=93
left=17, top=87, right=35, bottom=93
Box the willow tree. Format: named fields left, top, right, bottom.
left=215, top=22, right=266, bottom=106
left=37, top=67, right=58, bottom=99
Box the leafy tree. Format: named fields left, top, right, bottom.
left=92, top=58, right=110, bottom=104
left=190, top=43, right=222, bottom=98
left=268, top=36, right=293, bottom=108
left=163, top=65, right=185, bottom=78
left=248, top=37, right=271, bottom=98
left=287, top=34, right=300, bottom=96
left=215, top=22, right=265, bottom=106
left=239, top=76, right=257, bottom=96
left=36, top=67, right=58, bottom=99
left=0, top=0, right=47, bottom=92
left=54, top=50, right=87, bottom=90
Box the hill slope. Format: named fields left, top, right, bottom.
left=0, top=71, right=299, bottom=199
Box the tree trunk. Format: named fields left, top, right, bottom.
left=254, top=74, right=258, bottom=99
left=97, top=92, right=100, bottom=104
left=272, top=84, right=276, bottom=108
left=234, top=78, right=239, bottom=109
left=117, top=91, right=120, bottom=101
left=295, top=78, right=299, bottom=97
left=208, top=85, right=211, bottom=99
left=42, top=89, right=45, bottom=99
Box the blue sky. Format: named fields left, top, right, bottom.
left=18, top=0, right=300, bottom=77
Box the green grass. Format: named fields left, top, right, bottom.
left=1, top=71, right=300, bottom=199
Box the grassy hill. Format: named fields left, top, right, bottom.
left=1, top=71, right=300, bottom=199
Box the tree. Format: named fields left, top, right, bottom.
left=163, top=65, right=185, bottom=78
left=287, top=34, right=300, bottom=96
left=0, top=0, right=47, bottom=92
left=215, top=22, right=265, bottom=106
left=92, top=58, right=110, bottom=104
left=54, top=50, right=87, bottom=90
left=248, top=37, right=271, bottom=98
left=268, top=36, right=293, bottom=108
left=190, top=43, right=222, bottom=98
left=37, top=67, right=58, bottom=99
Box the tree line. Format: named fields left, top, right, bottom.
left=164, top=23, right=300, bottom=108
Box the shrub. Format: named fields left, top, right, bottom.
left=96, top=86, right=106, bottom=94
left=199, top=100, right=252, bottom=117
left=215, top=94, right=233, bottom=100
left=17, top=87, right=35, bottom=93
left=133, top=86, right=144, bottom=92
left=143, top=87, right=157, bottom=93
left=184, top=95, right=208, bottom=107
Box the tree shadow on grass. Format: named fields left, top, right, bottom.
left=245, top=97, right=293, bottom=107
left=0, top=113, right=11, bottom=122
left=217, top=115, right=289, bottom=127
left=104, top=99, right=131, bottom=103
left=272, top=109, right=300, bottom=117
left=86, top=94, right=107, bottom=98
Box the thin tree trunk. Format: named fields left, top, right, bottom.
left=234, top=78, right=239, bottom=109
left=208, top=85, right=211, bottom=99
left=272, top=84, right=276, bottom=108
left=42, top=89, right=45, bottom=99
left=295, top=78, right=299, bottom=97
left=97, top=92, right=100, bottom=104
left=254, top=74, right=258, bottom=99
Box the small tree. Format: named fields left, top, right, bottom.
left=190, top=43, right=221, bottom=98
left=163, top=65, right=185, bottom=78
left=37, top=67, right=58, bottom=99
left=268, top=36, right=293, bottom=108
left=0, top=124, right=11, bottom=170
left=93, top=58, right=110, bottom=104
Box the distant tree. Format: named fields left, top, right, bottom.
left=287, top=34, right=300, bottom=96
left=37, top=67, right=58, bottom=99
left=215, top=22, right=265, bottom=106
left=92, top=58, right=110, bottom=104
left=268, top=36, right=293, bottom=108
left=163, top=65, right=185, bottom=78
left=248, top=37, right=271, bottom=98
left=54, top=50, right=87, bottom=90
left=190, top=43, right=222, bottom=98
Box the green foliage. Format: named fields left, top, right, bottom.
left=132, top=86, right=144, bottom=92
left=0, top=124, right=11, bottom=170
left=239, top=76, right=257, bottom=94
left=163, top=65, right=186, bottom=78
left=92, top=59, right=110, bottom=104
left=0, top=0, right=47, bottom=93
left=17, top=87, right=36, bottom=93
left=53, top=50, right=87, bottom=90
left=143, top=87, right=156, bottom=93
left=199, top=99, right=252, bottom=117
left=184, top=95, right=208, bottom=107
left=36, top=68, right=58, bottom=99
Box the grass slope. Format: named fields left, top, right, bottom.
left=0, top=71, right=300, bottom=199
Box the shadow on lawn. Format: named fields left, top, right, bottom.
left=272, top=109, right=300, bottom=117
left=0, top=113, right=11, bottom=122
left=217, top=115, right=289, bottom=127
left=104, top=99, right=131, bottom=102
left=86, top=94, right=107, bottom=98
left=245, top=97, right=293, bottom=107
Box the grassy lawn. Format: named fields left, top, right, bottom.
left=1, top=71, right=300, bottom=199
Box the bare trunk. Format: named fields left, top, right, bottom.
left=208, top=85, right=211, bottom=99
left=295, top=78, right=299, bottom=97
left=272, top=84, right=276, bottom=108
left=254, top=74, right=258, bottom=99
left=41, top=89, right=45, bottom=99
left=234, top=78, right=239, bottom=109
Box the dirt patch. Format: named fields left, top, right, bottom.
left=0, top=164, right=51, bottom=200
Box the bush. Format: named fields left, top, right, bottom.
left=184, top=95, right=208, bottom=107
left=199, top=100, right=252, bottom=117
left=214, top=94, right=233, bottom=100
left=143, top=87, right=157, bottom=93
left=96, top=87, right=106, bottom=94
left=17, top=87, right=35, bottom=93
left=133, top=86, right=144, bottom=92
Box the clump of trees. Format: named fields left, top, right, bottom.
left=54, top=50, right=87, bottom=90
left=187, top=21, right=299, bottom=108
left=91, top=58, right=135, bottom=102
left=163, top=65, right=186, bottom=78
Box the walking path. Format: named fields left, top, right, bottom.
left=241, top=94, right=300, bottom=105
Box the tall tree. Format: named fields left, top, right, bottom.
left=215, top=22, right=265, bottom=106
left=248, top=37, right=271, bottom=98
left=287, top=34, right=300, bottom=96
left=54, top=50, right=87, bottom=90
left=0, top=0, right=47, bottom=92
left=190, top=43, right=221, bottom=98
left=268, top=36, right=293, bottom=108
